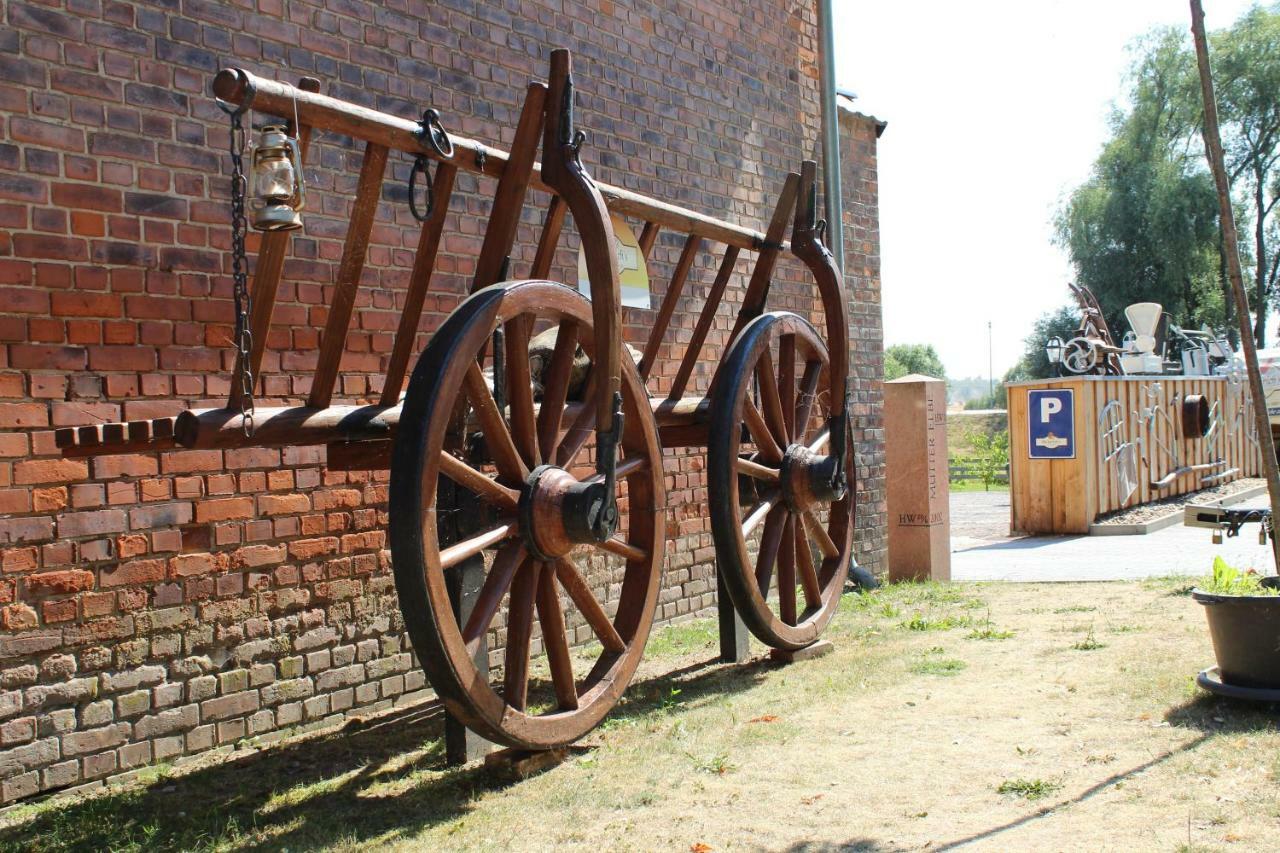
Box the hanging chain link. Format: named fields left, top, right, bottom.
left=227, top=109, right=255, bottom=437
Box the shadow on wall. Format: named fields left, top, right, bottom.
left=0, top=654, right=773, bottom=849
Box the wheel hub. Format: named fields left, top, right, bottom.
left=780, top=444, right=846, bottom=512
left=519, top=464, right=617, bottom=561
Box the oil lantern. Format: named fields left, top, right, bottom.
left=250, top=125, right=305, bottom=231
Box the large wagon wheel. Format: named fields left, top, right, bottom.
left=709, top=311, right=854, bottom=650
left=389, top=279, right=665, bottom=750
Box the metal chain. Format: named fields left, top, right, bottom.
left=227, top=110, right=255, bottom=436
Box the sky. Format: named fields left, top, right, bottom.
left=830, top=0, right=1258, bottom=380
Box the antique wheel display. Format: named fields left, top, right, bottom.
left=389, top=279, right=665, bottom=750
left=708, top=311, right=855, bottom=650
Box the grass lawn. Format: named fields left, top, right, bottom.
left=948, top=480, right=1009, bottom=493
left=2, top=578, right=1277, bottom=851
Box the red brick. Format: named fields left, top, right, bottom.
left=0, top=403, right=48, bottom=428
left=257, top=494, right=310, bottom=516
left=50, top=183, right=123, bottom=213
left=194, top=497, right=253, bottom=523
left=1, top=547, right=38, bottom=574
left=41, top=598, right=77, bottom=623
left=116, top=534, right=148, bottom=558
left=31, top=487, right=67, bottom=511
left=50, top=292, right=123, bottom=318
left=26, top=570, right=94, bottom=595
left=100, top=559, right=165, bottom=588
left=288, top=538, right=339, bottom=561
left=168, top=552, right=225, bottom=578
left=0, top=489, right=30, bottom=514
left=14, top=458, right=88, bottom=484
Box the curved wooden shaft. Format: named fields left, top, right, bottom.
left=791, top=160, right=849, bottom=397
left=540, top=49, right=622, bottom=434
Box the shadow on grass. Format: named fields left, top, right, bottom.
left=1164, top=692, right=1280, bottom=733
left=0, top=652, right=776, bottom=852
left=932, top=732, right=1210, bottom=851
left=778, top=839, right=899, bottom=852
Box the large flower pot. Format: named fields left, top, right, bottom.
left=1192, top=577, right=1280, bottom=699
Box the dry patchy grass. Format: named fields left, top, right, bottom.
left=1, top=580, right=1278, bottom=851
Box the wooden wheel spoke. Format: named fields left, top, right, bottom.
left=795, top=360, right=821, bottom=441
left=757, top=347, right=789, bottom=447
left=585, top=454, right=649, bottom=486
left=802, top=510, right=839, bottom=558
left=439, top=452, right=519, bottom=512
left=503, top=560, right=541, bottom=711
left=807, top=429, right=831, bottom=455
left=553, top=556, right=625, bottom=654
left=744, top=399, right=783, bottom=464
left=555, top=372, right=597, bottom=468
left=736, top=455, right=779, bottom=483
left=594, top=536, right=647, bottom=564
left=778, top=515, right=797, bottom=625
left=537, top=321, right=579, bottom=460
left=439, top=522, right=515, bottom=570
left=464, top=363, right=528, bottom=484
left=535, top=567, right=579, bottom=711
left=779, top=334, right=796, bottom=442
left=795, top=525, right=822, bottom=610
left=462, top=543, right=525, bottom=645
left=742, top=489, right=781, bottom=537
left=754, top=505, right=788, bottom=596
left=505, top=314, right=540, bottom=467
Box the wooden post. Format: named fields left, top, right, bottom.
left=308, top=141, right=389, bottom=409
left=1190, top=0, right=1280, bottom=569
left=716, top=562, right=750, bottom=663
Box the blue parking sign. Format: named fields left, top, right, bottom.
left=1027, top=389, right=1075, bottom=459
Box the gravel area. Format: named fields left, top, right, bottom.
left=1092, top=477, right=1265, bottom=526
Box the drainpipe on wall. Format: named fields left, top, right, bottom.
left=816, top=0, right=844, bottom=277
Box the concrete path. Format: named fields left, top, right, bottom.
left=948, top=491, right=1273, bottom=582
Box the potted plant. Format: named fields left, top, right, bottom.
left=1192, top=557, right=1280, bottom=701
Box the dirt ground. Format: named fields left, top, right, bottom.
left=2, top=579, right=1278, bottom=852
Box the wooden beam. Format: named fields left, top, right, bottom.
left=380, top=162, right=457, bottom=406
left=227, top=76, right=321, bottom=409
left=529, top=195, right=566, bottom=279
left=728, top=173, right=800, bottom=346
left=472, top=83, right=546, bottom=293
left=211, top=69, right=779, bottom=253
left=638, top=233, right=701, bottom=382
left=637, top=221, right=660, bottom=259
left=669, top=246, right=738, bottom=400
left=307, top=140, right=389, bottom=409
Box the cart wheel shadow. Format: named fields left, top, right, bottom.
left=0, top=652, right=774, bottom=850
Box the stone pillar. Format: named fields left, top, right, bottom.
left=884, top=374, right=950, bottom=582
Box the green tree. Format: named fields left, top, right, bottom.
left=1056, top=29, right=1223, bottom=336
left=970, top=430, right=1010, bottom=492
left=1057, top=7, right=1280, bottom=347
left=883, top=344, right=946, bottom=382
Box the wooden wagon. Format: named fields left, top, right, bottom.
left=55, top=50, right=857, bottom=751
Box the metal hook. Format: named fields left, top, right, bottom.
left=408, top=155, right=434, bottom=222
left=418, top=108, right=453, bottom=159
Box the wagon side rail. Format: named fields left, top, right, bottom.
left=56, top=67, right=843, bottom=463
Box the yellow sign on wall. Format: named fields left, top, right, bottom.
left=578, top=214, right=650, bottom=309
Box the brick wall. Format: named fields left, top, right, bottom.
left=0, top=0, right=884, bottom=801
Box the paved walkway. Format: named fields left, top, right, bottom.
left=948, top=491, right=1273, bottom=582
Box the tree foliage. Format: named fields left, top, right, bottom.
left=884, top=344, right=946, bottom=382
left=1055, top=5, right=1280, bottom=347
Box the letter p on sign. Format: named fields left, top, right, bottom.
left=1039, top=396, right=1062, bottom=422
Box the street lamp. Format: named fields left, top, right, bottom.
left=1045, top=336, right=1065, bottom=368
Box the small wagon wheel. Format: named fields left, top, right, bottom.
left=389, top=279, right=665, bottom=750
left=708, top=311, right=854, bottom=650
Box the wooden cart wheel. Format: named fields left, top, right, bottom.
left=389, top=279, right=665, bottom=750
left=708, top=311, right=854, bottom=650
